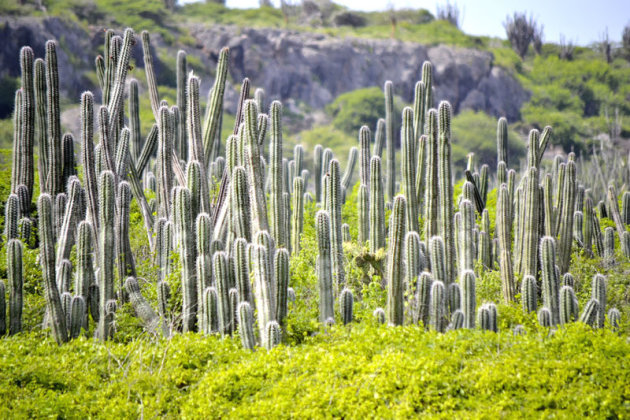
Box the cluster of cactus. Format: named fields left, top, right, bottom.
left=1, top=29, right=625, bottom=350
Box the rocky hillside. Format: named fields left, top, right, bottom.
left=0, top=15, right=528, bottom=120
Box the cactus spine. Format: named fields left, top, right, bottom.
left=275, top=248, right=289, bottom=327
left=559, top=285, right=578, bottom=326
left=175, top=187, right=198, bottom=332
left=269, top=101, right=285, bottom=247
left=97, top=171, right=115, bottom=341
left=292, top=176, right=304, bottom=254
left=340, top=288, right=354, bottom=325
left=429, top=280, right=446, bottom=332
left=369, top=156, right=385, bottom=252
left=540, top=236, right=560, bottom=325
left=424, top=109, right=439, bottom=249
left=437, top=102, right=454, bottom=284
left=327, top=159, right=345, bottom=290
left=401, top=107, right=419, bottom=233
left=237, top=301, right=256, bottom=350
left=7, top=239, right=23, bottom=335
left=591, top=274, right=607, bottom=329
left=497, top=184, right=516, bottom=302
left=252, top=244, right=275, bottom=347
left=557, top=161, right=576, bottom=273
left=461, top=269, right=476, bottom=329
left=521, top=275, right=537, bottom=313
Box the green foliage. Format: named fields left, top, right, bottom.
left=327, top=87, right=385, bottom=135
left=451, top=110, right=525, bottom=169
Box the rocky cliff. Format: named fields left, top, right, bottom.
left=0, top=16, right=528, bottom=120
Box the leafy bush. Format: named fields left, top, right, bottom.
left=327, top=87, right=385, bottom=135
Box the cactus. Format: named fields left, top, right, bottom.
left=97, top=171, right=115, bottom=341
left=292, top=177, right=305, bottom=254
left=275, top=248, right=289, bottom=327
left=608, top=308, right=621, bottom=331
left=369, top=156, right=385, bottom=252
left=405, top=231, right=424, bottom=295
left=458, top=199, right=475, bottom=277
left=342, top=223, right=350, bottom=242
left=202, top=47, right=229, bottom=167
left=175, top=187, right=198, bottom=333
left=0, top=281, right=4, bottom=335
left=69, top=296, right=85, bottom=339
left=327, top=160, right=345, bottom=290
left=7, top=239, right=23, bottom=335
left=578, top=298, right=599, bottom=327
left=38, top=194, right=68, bottom=343
left=562, top=272, right=574, bottom=288
left=521, top=275, right=538, bottom=313
left=4, top=194, right=19, bottom=241
left=538, top=307, right=552, bottom=328
left=57, top=259, right=72, bottom=294
left=45, top=41, right=63, bottom=195
left=196, top=254, right=211, bottom=326
left=607, top=185, right=626, bottom=246
left=341, top=147, right=358, bottom=196
left=591, top=274, right=607, bottom=329
left=622, top=192, right=630, bottom=225
left=230, top=166, right=252, bottom=242
left=357, top=184, right=369, bottom=246
left=557, top=161, right=576, bottom=274
left=233, top=238, right=252, bottom=306
left=424, top=109, right=439, bottom=249
left=478, top=231, right=491, bottom=270
left=448, top=282, right=461, bottom=313
left=559, top=285, right=578, bottom=326
left=237, top=301, right=256, bottom=350
left=116, top=181, right=136, bottom=300
left=339, top=288, right=354, bottom=325
left=316, top=211, right=335, bottom=324
left=603, top=227, right=615, bottom=264
left=314, top=145, right=323, bottom=202
left=496, top=184, right=516, bottom=302
left=373, top=307, right=386, bottom=324
left=265, top=321, right=281, bottom=350
left=269, top=101, right=285, bottom=247
left=450, top=310, right=464, bottom=330
left=244, top=100, right=269, bottom=235
left=460, top=270, right=476, bottom=329
left=401, top=107, right=419, bottom=234
left=358, top=126, right=371, bottom=188
left=384, top=81, right=396, bottom=202
left=412, top=81, right=426, bottom=141
left=497, top=117, right=509, bottom=167
left=213, top=251, right=232, bottom=336
left=521, top=167, right=539, bottom=278
left=34, top=58, right=48, bottom=194
left=429, top=280, right=446, bottom=332
left=62, top=133, right=77, bottom=185
left=201, top=287, right=218, bottom=335
left=387, top=195, right=406, bottom=326
left=573, top=211, right=584, bottom=247
left=416, top=272, right=432, bottom=327
left=251, top=244, right=275, bottom=347
left=429, top=236, right=447, bottom=286
left=540, top=236, right=560, bottom=325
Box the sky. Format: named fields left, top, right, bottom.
left=202, top=0, right=630, bottom=46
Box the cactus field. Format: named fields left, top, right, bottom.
left=0, top=25, right=629, bottom=418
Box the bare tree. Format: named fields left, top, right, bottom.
left=436, top=1, right=461, bottom=28
left=504, top=12, right=536, bottom=59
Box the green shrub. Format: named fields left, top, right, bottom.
left=327, top=87, right=385, bottom=135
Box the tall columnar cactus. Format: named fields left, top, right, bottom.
left=542, top=174, right=554, bottom=237
left=373, top=118, right=385, bottom=158
left=421, top=61, right=433, bottom=114
left=69, top=296, right=86, bottom=339
left=202, top=47, right=229, bottom=167
left=603, top=227, right=615, bottom=263
left=7, top=239, right=23, bottom=335
left=106, top=28, right=133, bottom=131
left=45, top=41, right=63, bottom=196
left=116, top=181, right=136, bottom=300
left=341, top=147, right=358, bottom=197
left=175, top=187, right=198, bottom=333
left=231, top=166, right=252, bottom=242
left=275, top=248, right=289, bottom=327
left=436, top=102, right=455, bottom=281
left=359, top=126, right=371, bottom=188
left=478, top=303, right=498, bottom=332
left=251, top=244, right=275, bottom=347
left=607, top=185, right=626, bottom=246
left=34, top=58, right=48, bottom=194
left=608, top=308, right=621, bottom=331
left=128, top=79, right=142, bottom=163
left=98, top=171, right=115, bottom=341
left=557, top=161, right=576, bottom=274
left=4, top=194, right=19, bottom=241
left=369, top=156, right=385, bottom=252
left=327, top=159, right=345, bottom=290
left=56, top=177, right=81, bottom=265
left=237, top=301, right=256, bottom=350
left=559, top=285, right=578, bottom=326
left=458, top=199, right=475, bottom=277
left=387, top=195, right=407, bottom=326
left=538, top=307, right=552, bottom=327
left=292, top=177, right=304, bottom=254
left=521, top=167, right=539, bottom=278
left=416, top=272, right=433, bottom=327
left=460, top=269, right=476, bottom=329
left=384, top=81, right=395, bottom=202
left=213, top=251, right=231, bottom=336
left=0, top=281, right=5, bottom=335
left=405, top=231, right=424, bottom=295
left=175, top=50, right=187, bottom=159
left=13, top=47, right=35, bottom=205
left=497, top=117, right=508, bottom=167
left=591, top=274, right=607, bottom=329
left=415, top=134, right=427, bottom=213
left=521, top=275, right=537, bottom=313
left=578, top=298, right=599, bottom=327
left=38, top=194, right=68, bottom=343
left=244, top=100, right=269, bottom=235
left=540, top=236, right=560, bottom=325
left=429, top=280, right=446, bottom=332
left=80, top=92, right=99, bottom=236
left=400, top=107, right=419, bottom=234
left=583, top=197, right=594, bottom=257
left=233, top=238, right=252, bottom=306
left=339, top=288, right=354, bottom=325
left=201, top=286, right=218, bottom=335
left=622, top=191, right=630, bottom=225
left=429, top=236, right=447, bottom=286
left=76, top=220, right=95, bottom=313
left=314, top=145, right=323, bottom=202
left=424, top=109, right=439, bottom=250
left=316, top=210, right=334, bottom=324
left=157, top=105, right=173, bottom=218
left=412, top=81, right=426, bottom=141
left=269, top=101, right=285, bottom=247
